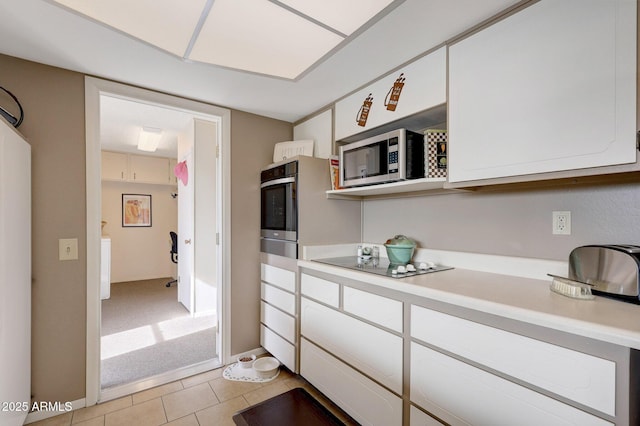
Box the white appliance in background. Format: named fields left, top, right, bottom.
left=273, top=139, right=314, bottom=163
left=0, top=118, right=31, bottom=426
left=100, top=237, right=111, bottom=299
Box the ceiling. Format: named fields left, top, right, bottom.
left=50, top=0, right=400, bottom=80
left=0, top=0, right=520, bottom=156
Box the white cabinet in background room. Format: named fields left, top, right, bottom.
left=101, top=151, right=175, bottom=185
left=129, top=154, right=171, bottom=184
left=448, top=0, right=637, bottom=183
left=101, top=151, right=128, bottom=181
left=335, top=46, right=447, bottom=142
left=169, top=158, right=178, bottom=185
left=260, top=260, right=297, bottom=372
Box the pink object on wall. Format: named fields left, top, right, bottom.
left=174, top=160, right=188, bottom=185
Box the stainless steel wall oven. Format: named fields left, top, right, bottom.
left=260, top=160, right=298, bottom=258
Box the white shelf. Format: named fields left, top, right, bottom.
left=326, top=177, right=448, bottom=199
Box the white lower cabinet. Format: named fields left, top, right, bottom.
left=300, top=273, right=339, bottom=307
left=411, top=342, right=612, bottom=426
left=260, top=301, right=294, bottom=342
left=260, top=325, right=295, bottom=372
left=301, top=338, right=403, bottom=426
left=261, top=282, right=295, bottom=314
left=300, top=296, right=403, bottom=394
left=411, top=305, right=616, bottom=416
left=261, top=263, right=295, bottom=292
left=260, top=261, right=297, bottom=372
left=343, top=286, right=403, bottom=333
left=298, top=268, right=627, bottom=425
left=410, top=405, right=444, bottom=426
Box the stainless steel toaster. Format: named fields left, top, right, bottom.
left=569, top=245, right=640, bottom=304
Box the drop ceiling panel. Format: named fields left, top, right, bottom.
left=189, top=0, right=344, bottom=79
left=278, top=0, right=397, bottom=35
left=53, top=0, right=207, bottom=56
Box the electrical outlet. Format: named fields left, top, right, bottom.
left=552, top=211, right=571, bottom=235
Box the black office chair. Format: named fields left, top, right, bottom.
left=166, top=231, right=178, bottom=287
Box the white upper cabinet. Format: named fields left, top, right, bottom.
left=335, top=47, right=447, bottom=142
left=129, top=154, right=170, bottom=184
left=102, top=151, right=175, bottom=185
left=294, top=109, right=332, bottom=159
left=169, top=158, right=178, bottom=185
left=101, top=151, right=128, bottom=181
left=448, top=0, right=637, bottom=183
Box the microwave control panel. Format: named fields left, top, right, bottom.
left=388, top=137, right=399, bottom=173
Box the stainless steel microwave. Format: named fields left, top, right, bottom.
left=339, top=128, right=425, bottom=188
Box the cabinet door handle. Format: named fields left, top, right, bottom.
left=184, top=239, right=191, bottom=244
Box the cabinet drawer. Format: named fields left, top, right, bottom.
left=411, top=343, right=612, bottom=426
left=260, top=325, right=295, bottom=372
left=411, top=305, right=615, bottom=416
left=301, top=297, right=403, bottom=394
left=343, top=286, right=402, bottom=332
left=261, top=301, right=295, bottom=343
left=300, top=273, right=339, bottom=307
left=261, top=282, right=295, bottom=315
left=410, top=405, right=444, bottom=426
left=261, top=263, right=295, bottom=292
left=301, top=338, right=402, bottom=426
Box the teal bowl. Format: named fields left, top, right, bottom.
left=384, top=244, right=415, bottom=265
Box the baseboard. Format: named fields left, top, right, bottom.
left=24, top=398, right=86, bottom=424
left=232, top=347, right=267, bottom=363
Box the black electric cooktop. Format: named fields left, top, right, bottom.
left=313, top=256, right=453, bottom=279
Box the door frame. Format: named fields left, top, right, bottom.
left=84, top=76, right=232, bottom=405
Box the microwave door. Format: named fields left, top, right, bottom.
left=343, top=140, right=388, bottom=187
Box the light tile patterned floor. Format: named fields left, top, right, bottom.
left=30, top=366, right=358, bottom=426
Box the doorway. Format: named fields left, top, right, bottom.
left=85, top=77, right=231, bottom=405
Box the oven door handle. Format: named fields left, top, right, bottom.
left=260, top=176, right=295, bottom=188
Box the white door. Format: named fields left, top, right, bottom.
left=194, top=119, right=218, bottom=315
left=177, top=132, right=195, bottom=313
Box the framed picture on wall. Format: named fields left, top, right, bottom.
left=122, top=194, right=152, bottom=227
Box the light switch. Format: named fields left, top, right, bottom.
left=59, top=238, right=78, bottom=261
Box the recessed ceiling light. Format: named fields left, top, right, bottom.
left=138, top=127, right=163, bottom=152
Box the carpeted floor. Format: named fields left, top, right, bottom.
left=101, top=277, right=217, bottom=389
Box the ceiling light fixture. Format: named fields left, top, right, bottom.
left=138, top=127, right=163, bottom=152
left=51, top=0, right=400, bottom=80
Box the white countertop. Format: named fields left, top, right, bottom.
left=300, top=245, right=640, bottom=350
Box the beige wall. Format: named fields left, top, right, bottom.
left=101, top=181, right=178, bottom=283
left=229, top=110, right=292, bottom=354
left=0, top=53, right=292, bottom=404
left=0, top=54, right=87, bottom=403
left=363, top=180, right=640, bottom=262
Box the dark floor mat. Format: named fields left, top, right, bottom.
left=232, top=387, right=346, bottom=426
